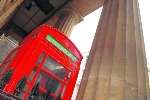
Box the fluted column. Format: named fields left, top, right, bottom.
left=0, top=0, right=7, bottom=12
left=46, top=4, right=83, bottom=36
left=0, top=0, right=24, bottom=28
left=77, top=0, right=149, bottom=100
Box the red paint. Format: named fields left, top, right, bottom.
left=0, top=24, right=82, bottom=100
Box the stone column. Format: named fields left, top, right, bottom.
left=46, top=5, right=83, bottom=36
left=77, top=0, right=149, bottom=100
left=0, top=0, right=7, bottom=12
left=0, top=0, right=24, bottom=28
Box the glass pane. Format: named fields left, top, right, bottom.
left=44, top=57, right=66, bottom=79
left=29, top=82, right=48, bottom=100
left=0, top=36, right=18, bottom=63
left=36, top=52, right=45, bottom=64
left=28, top=68, right=36, bottom=81
left=30, top=72, right=64, bottom=100
left=0, top=49, right=17, bottom=72
left=39, top=73, right=60, bottom=93
left=28, top=52, right=45, bottom=82
left=4, top=49, right=17, bottom=63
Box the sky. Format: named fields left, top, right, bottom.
left=138, top=0, right=150, bottom=68
left=138, top=0, right=150, bottom=87
left=70, top=0, right=150, bottom=99
left=70, top=7, right=102, bottom=82
left=70, top=8, right=102, bottom=100
left=70, top=8, right=102, bottom=56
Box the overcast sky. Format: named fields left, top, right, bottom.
left=138, top=0, right=150, bottom=67
left=70, top=8, right=102, bottom=100
left=70, top=8, right=102, bottom=56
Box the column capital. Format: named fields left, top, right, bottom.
left=45, top=3, right=84, bottom=36
left=58, top=3, right=83, bottom=24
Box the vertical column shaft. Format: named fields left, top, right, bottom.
left=46, top=5, right=83, bottom=36
left=0, top=0, right=7, bottom=12
left=0, top=0, right=24, bottom=28
left=77, top=0, right=149, bottom=100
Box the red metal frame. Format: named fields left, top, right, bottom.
left=0, top=24, right=83, bottom=100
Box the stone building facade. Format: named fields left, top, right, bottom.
left=0, top=0, right=149, bottom=100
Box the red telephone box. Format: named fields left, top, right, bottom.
left=0, top=24, right=82, bottom=100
